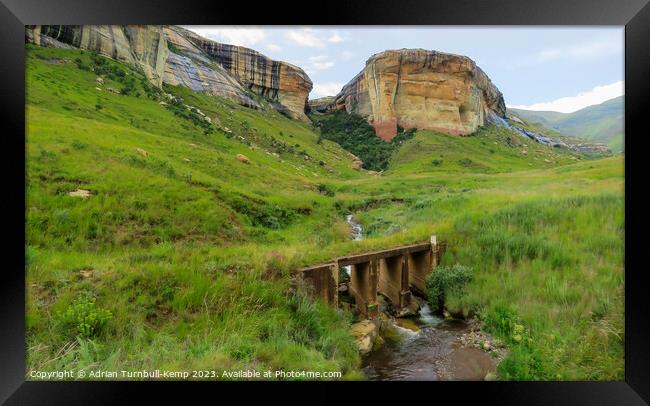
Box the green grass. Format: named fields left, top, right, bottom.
left=26, top=44, right=624, bottom=381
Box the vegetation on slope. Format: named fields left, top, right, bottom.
left=26, top=44, right=624, bottom=381
left=310, top=111, right=416, bottom=171
left=26, top=45, right=364, bottom=378
left=509, top=96, right=624, bottom=152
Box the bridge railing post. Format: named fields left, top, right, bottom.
left=431, top=235, right=438, bottom=268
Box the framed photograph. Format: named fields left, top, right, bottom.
left=1, top=0, right=648, bottom=403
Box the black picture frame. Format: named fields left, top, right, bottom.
left=1, top=0, right=648, bottom=404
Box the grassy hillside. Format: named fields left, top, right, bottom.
left=509, top=96, right=624, bottom=152
left=26, top=45, right=624, bottom=381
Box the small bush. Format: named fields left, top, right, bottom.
left=317, top=183, right=335, bottom=197
left=58, top=296, right=113, bottom=339
left=426, top=264, right=473, bottom=311
left=431, top=159, right=443, bottom=166
left=458, top=158, right=474, bottom=167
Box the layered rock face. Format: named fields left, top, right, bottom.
left=25, top=25, right=313, bottom=122
left=26, top=25, right=169, bottom=87
left=168, top=27, right=312, bottom=121
left=162, top=26, right=260, bottom=109
left=331, top=49, right=506, bottom=140
left=308, top=96, right=336, bottom=113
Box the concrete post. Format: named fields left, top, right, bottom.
left=431, top=235, right=438, bottom=268
left=350, top=260, right=379, bottom=318
left=378, top=254, right=411, bottom=309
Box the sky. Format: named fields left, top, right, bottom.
left=183, top=26, right=624, bottom=113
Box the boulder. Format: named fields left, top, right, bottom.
left=332, top=49, right=506, bottom=140
left=395, top=299, right=420, bottom=318
left=236, top=154, right=250, bottom=164
left=350, top=320, right=380, bottom=354
left=68, top=189, right=92, bottom=198
left=395, top=318, right=420, bottom=332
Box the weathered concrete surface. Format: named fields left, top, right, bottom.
left=297, top=236, right=446, bottom=319
left=408, top=250, right=434, bottom=295
left=297, top=263, right=338, bottom=306
left=349, top=260, right=379, bottom=318
left=378, top=255, right=411, bottom=310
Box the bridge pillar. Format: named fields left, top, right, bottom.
left=297, top=263, right=338, bottom=306
left=378, top=254, right=411, bottom=309
left=408, top=235, right=439, bottom=295
left=349, top=260, right=379, bottom=317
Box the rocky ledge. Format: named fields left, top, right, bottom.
left=26, top=25, right=313, bottom=122
left=328, top=49, right=506, bottom=140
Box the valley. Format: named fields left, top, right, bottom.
left=25, top=28, right=624, bottom=381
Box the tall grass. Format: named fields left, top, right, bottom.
left=26, top=45, right=624, bottom=380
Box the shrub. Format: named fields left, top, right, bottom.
left=431, top=159, right=443, bottom=166
left=425, top=264, right=473, bottom=311
left=58, top=296, right=113, bottom=339
left=317, top=183, right=335, bottom=197
left=458, top=158, right=474, bottom=167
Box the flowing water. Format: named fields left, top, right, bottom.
left=344, top=214, right=496, bottom=381
left=361, top=300, right=496, bottom=380
left=343, top=214, right=362, bottom=277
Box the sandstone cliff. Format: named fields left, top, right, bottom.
left=25, top=25, right=313, bottom=122
left=308, top=96, right=336, bottom=113
left=26, top=25, right=169, bottom=87
left=166, top=26, right=312, bottom=122
left=330, top=49, right=506, bottom=140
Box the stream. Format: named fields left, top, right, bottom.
left=344, top=214, right=497, bottom=381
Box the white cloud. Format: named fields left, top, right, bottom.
left=285, top=28, right=326, bottom=48
left=266, top=43, right=282, bottom=52
left=303, top=55, right=335, bottom=72
left=507, top=81, right=624, bottom=113
left=312, top=61, right=335, bottom=70
left=340, top=50, right=355, bottom=60
left=328, top=33, right=344, bottom=43
left=309, top=55, right=329, bottom=62
left=312, top=82, right=345, bottom=98
left=185, top=26, right=267, bottom=47
left=509, top=38, right=621, bottom=69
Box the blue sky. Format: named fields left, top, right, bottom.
left=184, top=26, right=624, bottom=113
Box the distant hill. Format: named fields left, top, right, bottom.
left=508, top=96, right=624, bottom=152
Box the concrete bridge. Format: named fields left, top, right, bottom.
left=296, top=236, right=446, bottom=317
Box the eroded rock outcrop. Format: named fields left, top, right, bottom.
left=25, top=25, right=313, bottom=122
left=162, top=26, right=260, bottom=109
left=308, top=96, right=336, bottom=113
left=26, top=25, right=169, bottom=87
left=169, top=26, right=312, bottom=122
left=331, top=49, right=506, bottom=140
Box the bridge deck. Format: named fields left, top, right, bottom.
left=336, top=242, right=432, bottom=266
